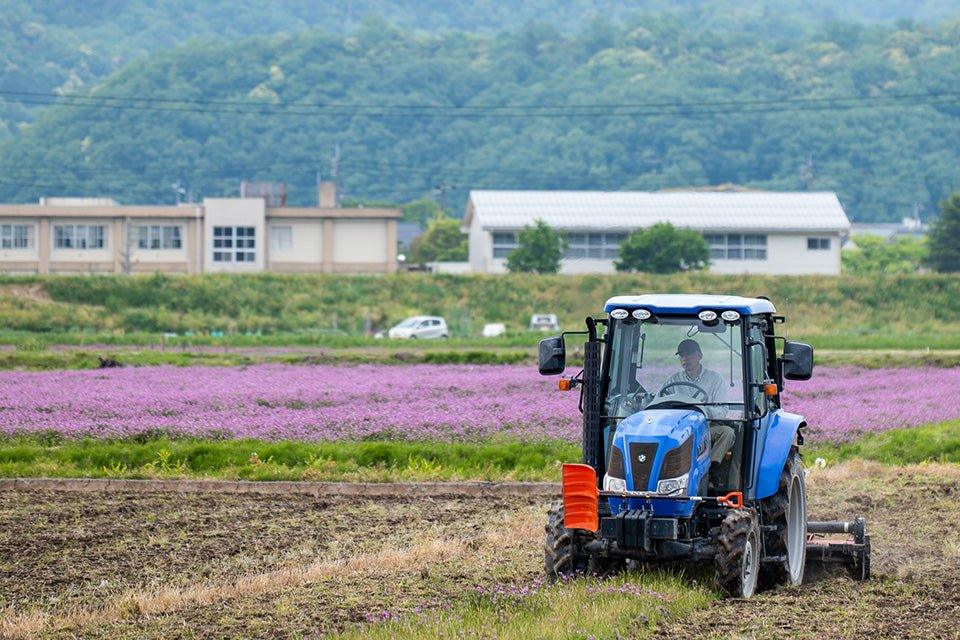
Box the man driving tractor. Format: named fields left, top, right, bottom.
left=660, top=339, right=736, bottom=478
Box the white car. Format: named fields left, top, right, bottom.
left=530, top=313, right=560, bottom=332
left=481, top=323, right=507, bottom=338
left=387, top=316, right=449, bottom=339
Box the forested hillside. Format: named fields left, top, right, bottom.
left=2, top=0, right=958, bottom=135
left=2, top=16, right=959, bottom=222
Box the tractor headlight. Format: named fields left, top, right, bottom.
left=656, top=473, right=689, bottom=496
left=603, top=474, right=628, bottom=493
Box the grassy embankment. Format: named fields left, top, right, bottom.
left=1, top=272, right=959, bottom=349
left=1, top=420, right=958, bottom=482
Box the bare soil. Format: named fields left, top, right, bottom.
left=1, top=463, right=958, bottom=639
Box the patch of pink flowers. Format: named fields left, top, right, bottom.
left=0, top=364, right=957, bottom=443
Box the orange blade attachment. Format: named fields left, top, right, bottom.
left=562, top=463, right=599, bottom=532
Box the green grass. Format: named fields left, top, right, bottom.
left=0, top=347, right=531, bottom=370
left=806, top=419, right=960, bottom=465
left=0, top=437, right=581, bottom=482
left=2, top=420, right=959, bottom=482
left=334, top=571, right=714, bottom=640
left=4, top=272, right=960, bottom=349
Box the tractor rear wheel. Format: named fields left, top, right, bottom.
left=759, top=447, right=807, bottom=588
left=544, top=500, right=622, bottom=581
left=714, top=510, right=760, bottom=598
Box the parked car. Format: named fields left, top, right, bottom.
left=529, top=313, right=560, bottom=332
left=481, top=322, right=507, bottom=338
left=387, top=316, right=449, bottom=339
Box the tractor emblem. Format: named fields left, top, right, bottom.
left=638, top=453, right=647, bottom=463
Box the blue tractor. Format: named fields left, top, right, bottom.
left=538, top=294, right=870, bottom=597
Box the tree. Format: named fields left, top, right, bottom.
left=401, top=198, right=443, bottom=229
left=843, top=235, right=927, bottom=274
left=615, top=223, right=710, bottom=273
left=408, top=214, right=467, bottom=263
left=926, top=192, right=960, bottom=273
left=506, top=219, right=565, bottom=273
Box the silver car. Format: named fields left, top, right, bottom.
left=387, top=316, right=450, bottom=339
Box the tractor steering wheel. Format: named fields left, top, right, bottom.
left=656, top=381, right=710, bottom=402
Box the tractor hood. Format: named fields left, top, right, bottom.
left=608, top=408, right=711, bottom=517
left=616, top=408, right=705, bottom=445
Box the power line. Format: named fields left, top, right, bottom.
left=2, top=90, right=960, bottom=119
left=4, top=88, right=960, bottom=111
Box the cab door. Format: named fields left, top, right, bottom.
left=745, top=316, right=777, bottom=496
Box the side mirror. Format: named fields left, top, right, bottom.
left=538, top=336, right=566, bottom=375
left=782, top=341, right=813, bottom=381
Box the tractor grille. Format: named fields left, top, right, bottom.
left=607, top=445, right=625, bottom=478
left=660, top=437, right=693, bottom=479
left=628, top=442, right=659, bottom=491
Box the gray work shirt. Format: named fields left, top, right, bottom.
left=661, top=367, right=726, bottom=419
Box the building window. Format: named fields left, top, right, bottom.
left=133, top=225, right=182, bottom=250
left=492, top=232, right=518, bottom=259
left=807, top=237, right=830, bottom=250
left=565, top=232, right=626, bottom=259
left=53, top=224, right=105, bottom=249
left=271, top=226, right=293, bottom=251
left=0, top=224, right=34, bottom=249
left=213, top=226, right=255, bottom=263
left=705, top=233, right=767, bottom=260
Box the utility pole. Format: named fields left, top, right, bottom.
left=119, top=215, right=138, bottom=275
left=799, top=154, right=814, bottom=190
left=434, top=183, right=453, bottom=214
left=330, top=143, right=341, bottom=206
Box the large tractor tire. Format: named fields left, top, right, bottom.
left=714, top=510, right=760, bottom=598
left=544, top=500, right=622, bottom=581
left=759, top=447, right=807, bottom=588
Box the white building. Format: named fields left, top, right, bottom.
left=0, top=183, right=400, bottom=275
left=462, top=190, right=851, bottom=275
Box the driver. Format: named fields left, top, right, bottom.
left=661, top=339, right=735, bottom=471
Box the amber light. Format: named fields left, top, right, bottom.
left=558, top=378, right=573, bottom=391
left=764, top=383, right=779, bottom=397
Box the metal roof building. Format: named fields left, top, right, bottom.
left=462, top=190, right=851, bottom=275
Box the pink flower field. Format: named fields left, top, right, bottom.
left=0, top=364, right=957, bottom=443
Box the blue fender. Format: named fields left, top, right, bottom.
left=754, top=410, right=804, bottom=500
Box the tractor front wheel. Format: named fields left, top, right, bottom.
left=714, top=510, right=760, bottom=598
left=544, top=500, right=622, bottom=581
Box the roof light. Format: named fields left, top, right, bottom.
left=610, top=309, right=629, bottom=320
left=698, top=310, right=718, bottom=322
left=721, top=310, right=741, bottom=322
left=632, top=309, right=652, bottom=320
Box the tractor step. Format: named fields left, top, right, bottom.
left=805, top=516, right=871, bottom=581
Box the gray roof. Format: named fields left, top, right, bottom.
left=465, top=190, right=850, bottom=233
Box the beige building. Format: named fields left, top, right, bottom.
left=0, top=184, right=400, bottom=275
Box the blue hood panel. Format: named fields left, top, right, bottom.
left=609, top=409, right=711, bottom=517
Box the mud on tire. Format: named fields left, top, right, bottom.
left=714, top=509, right=760, bottom=598
left=544, top=500, right=622, bottom=581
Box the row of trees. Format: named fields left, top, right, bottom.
left=407, top=190, right=960, bottom=274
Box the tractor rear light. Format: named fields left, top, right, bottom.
left=562, top=463, right=599, bottom=532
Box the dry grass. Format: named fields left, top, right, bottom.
left=0, top=508, right=542, bottom=639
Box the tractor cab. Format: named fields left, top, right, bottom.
left=538, top=294, right=867, bottom=598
